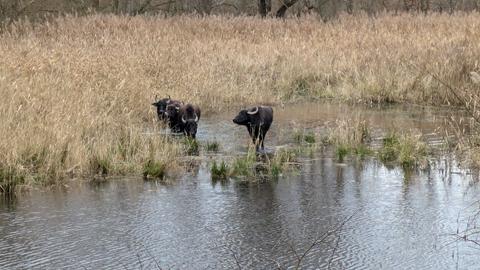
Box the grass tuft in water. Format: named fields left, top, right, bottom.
left=353, top=144, right=373, bottom=159
left=327, top=118, right=373, bottom=162
left=335, top=144, right=350, bottom=162
left=143, top=159, right=167, bottom=180
left=205, top=141, right=220, bottom=152
left=231, top=147, right=257, bottom=177
left=88, top=155, right=111, bottom=176
left=268, top=148, right=297, bottom=177
left=211, top=161, right=229, bottom=180
left=0, top=165, right=25, bottom=196
left=378, top=133, right=400, bottom=163
left=293, top=130, right=316, bottom=144
left=378, top=132, right=429, bottom=169
left=228, top=147, right=298, bottom=180
left=183, top=138, right=199, bottom=155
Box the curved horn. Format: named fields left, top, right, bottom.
left=181, top=115, right=187, bottom=124
left=194, top=113, right=199, bottom=122
left=247, top=106, right=259, bottom=115
left=155, top=94, right=159, bottom=102
left=168, top=95, right=171, bottom=100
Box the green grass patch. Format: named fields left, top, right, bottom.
left=231, top=148, right=257, bottom=177
left=378, top=132, right=429, bottom=169
left=211, top=160, right=229, bottom=180
left=228, top=147, right=298, bottom=179
left=88, top=154, right=111, bottom=176
left=293, top=130, right=316, bottom=144
left=268, top=148, right=298, bottom=177
left=143, top=159, right=167, bottom=180
left=183, top=137, right=199, bottom=155
left=335, top=144, right=350, bottom=162
left=0, top=165, right=25, bottom=195
left=205, top=141, right=220, bottom=152
left=353, top=144, right=373, bottom=159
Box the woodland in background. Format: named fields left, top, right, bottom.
left=2, top=0, right=480, bottom=23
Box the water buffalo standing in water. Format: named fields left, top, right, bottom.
left=233, top=106, right=273, bottom=151
left=179, top=104, right=201, bottom=139
left=151, top=95, right=182, bottom=121
left=166, top=103, right=201, bottom=138
left=165, top=103, right=183, bottom=133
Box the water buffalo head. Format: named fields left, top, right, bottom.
left=182, top=113, right=199, bottom=139
left=165, top=103, right=181, bottom=119
left=151, top=94, right=172, bottom=120
left=233, top=106, right=259, bottom=126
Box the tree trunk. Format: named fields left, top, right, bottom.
left=92, top=0, right=100, bottom=9
left=199, top=0, right=212, bottom=15
left=420, top=0, right=429, bottom=14
left=113, top=0, right=120, bottom=13
left=258, top=0, right=267, bottom=17
left=276, top=0, right=299, bottom=18
left=449, top=0, right=456, bottom=14
left=346, top=0, right=353, bottom=14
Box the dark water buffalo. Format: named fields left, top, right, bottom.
left=151, top=95, right=182, bottom=121
left=165, top=103, right=183, bottom=132
left=233, top=106, right=273, bottom=151
left=179, top=104, right=201, bottom=139
left=165, top=103, right=201, bottom=138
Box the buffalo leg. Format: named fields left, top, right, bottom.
left=260, top=124, right=270, bottom=150
left=252, top=126, right=261, bottom=151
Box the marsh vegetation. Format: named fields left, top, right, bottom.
left=1, top=13, right=480, bottom=194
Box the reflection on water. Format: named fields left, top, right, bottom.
left=1, top=103, right=479, bottom=269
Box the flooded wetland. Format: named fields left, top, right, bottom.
left=2, top=12, right=480, bottom=269
left=1, top=103, right=480, bottom=269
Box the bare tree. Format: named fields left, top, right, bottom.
left=449, top=0, right=457, bottom=13
left=258, top=0, right=272, bottom=17
left=345, top=0, right=354, bottom=14
left=276, top=0, right=300, bottom=17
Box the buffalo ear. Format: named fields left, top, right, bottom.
left=152, top=102, right=157, bottom=106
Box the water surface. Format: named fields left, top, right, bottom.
left=1, top=103, right=479, bottom=269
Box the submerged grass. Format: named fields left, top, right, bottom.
left=1, top=13, right=479, bottom=191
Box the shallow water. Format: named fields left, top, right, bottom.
left=1, top=103, right=480, bottom=269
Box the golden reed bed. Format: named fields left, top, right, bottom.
left=0, top=13, right=479, bottom=189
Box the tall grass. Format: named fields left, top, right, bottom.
left=1, top=13, right=479, bottom=191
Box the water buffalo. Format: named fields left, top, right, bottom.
left=233, top=106, right=273, bottom=151
left=165, top=103, right=201, bottom=138
left=151, top=95, right=182, bottom=121
left=179, top=104, right=201, bottom=139
left=165, top=103, right=183, bottom=133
